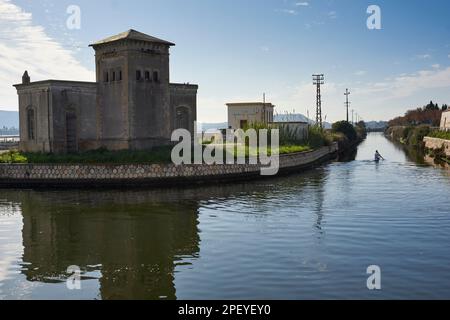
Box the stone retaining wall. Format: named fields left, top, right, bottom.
left=0, top=143, right=338, bottom=188
left=424, top=137, right=450, bottom=157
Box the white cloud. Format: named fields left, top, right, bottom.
left=354, top=70, right=367, bottom=76
left=0, top=0, right=94, bottom=110
left=432, top=64, right=440, bottom=69
left=415, top=54, right=431, bottom=59
left=295, top=2, right=309, bottom=7
left=355, top=66, right=450, bottom=100
left=328, top=11, right=337, bottom=19
left=276, top=9, right=298, bottom=15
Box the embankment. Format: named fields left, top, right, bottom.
left=0, top=143, right=338, bottom=189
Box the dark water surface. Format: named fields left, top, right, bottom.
left=1, top=133, right=450, bottom=300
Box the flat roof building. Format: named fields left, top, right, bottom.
left=227, top=102, right=275, bottom=129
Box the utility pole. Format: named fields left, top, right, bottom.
left=351, top=109, right=355, bottom=125
left=312, top=74, right=325, bottom=129
left=344, top=88, right=351, bottom=123
left=263, top=93, right=266, bottom=123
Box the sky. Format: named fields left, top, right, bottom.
left=0, top=0, right=449, bottom=123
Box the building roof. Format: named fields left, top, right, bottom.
left=226, top=102, right=275, bottom=108
left=90, top=29, right=175, bottom=47
left=14, top=79, right=97, bottom=90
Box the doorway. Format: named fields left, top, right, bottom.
left=65, top=112, right=78, bottom=153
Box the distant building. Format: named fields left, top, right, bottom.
left=14, top=29, right=198, bottom=153
left=226, top=102, right=275, bottom=129
left=226, top=101, right=309, bottom=140
left=441, top=110, right=450, bottom=130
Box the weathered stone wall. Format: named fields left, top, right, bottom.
left=424, top=137, right=450, bottom=157
left=14, top=80, right=98, bottom=154
left=0, top=144, right=337, bottom=188
left=170, top=83, right=198, bottom=136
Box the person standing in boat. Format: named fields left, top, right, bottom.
left=375, top=150, right=385, bottom=162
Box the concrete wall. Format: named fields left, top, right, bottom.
left=0, top=144, right=338, bottom=188
left=441, top=111, right=450, bottom=130
left=227, top=103, right=274, bottom=129
left=424, top=137, right=450, bottom=157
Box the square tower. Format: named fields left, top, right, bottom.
left=90, top=29, right=175, bottom=150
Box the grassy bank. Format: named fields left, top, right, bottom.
left=329, top=121, right=367, bottom=153
left=385, top=125, right=431, bottom=148
left=386, top=125, right=450, bottom=165
left=0, top=125, right=335, bottom=165
left=427, top=130, right=450, bottom=141
left=0, top=147, right=174, bottom=164
left=0, top=145, right=315, bottom=165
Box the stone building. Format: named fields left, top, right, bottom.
left=14, top=30, right=198, bottom=153
left=441, top=110, right=450, bottom=130
left=227, top=102, right=274, bottom=129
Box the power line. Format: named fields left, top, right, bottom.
left=344, top=88, right=351, bottom=123
left=312, top=74, right=324, bottom=130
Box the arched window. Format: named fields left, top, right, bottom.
left=27, top=108, right=35, bottom=140
left=153, top=70, right=160, bottom=82
left=176, top=107, right=190, bottom=130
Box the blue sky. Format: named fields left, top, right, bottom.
left=1, top=0, right=450, bottom=122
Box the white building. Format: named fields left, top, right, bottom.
left=441, top=110, right=450, bottom=130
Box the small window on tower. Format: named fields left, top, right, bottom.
left=118, top=70, right=122, bottom=81
left=112, top=71, right=116, bottom=82
left=145, top=71, right=151, bottom=81
left=153, top=70, right=160, bottom=82
left=136, top=70, right=142, bottom=81
left=104, top=72, right=109, bottom=83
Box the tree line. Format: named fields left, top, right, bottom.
left=388, top=101, right=448, bottom=127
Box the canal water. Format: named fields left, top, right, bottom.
left=1, top=133, right=450, bottom=300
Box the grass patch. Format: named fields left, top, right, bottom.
left=0, top=144, right=313, bottom=165
left=279, top=145, right=311, bottom=154
left=428, top=130, right=450, bottom=141
left=0, top=147, right=173, bottom=164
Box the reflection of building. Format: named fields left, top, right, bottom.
left=14, top=30, right=198, bottom=154
left=227, top=102, right=275, bottom=129
left=19, top=191, right=200, bottom=300
left=441, top=110, right=450, bottom=130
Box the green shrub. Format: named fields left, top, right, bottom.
left=407, top=125, right=430, bottom=147
left=307, top=126, right=328, bottom=149
left=0, top=151, right=28, bottom=164
left=332, top=121, right=357, bottom=141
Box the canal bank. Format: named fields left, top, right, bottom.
left=0, top=143, right=338, bottom=188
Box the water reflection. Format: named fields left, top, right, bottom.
left=8, top=190, right=201, bottom=300
left=0, top=168, right=330, bottom=300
